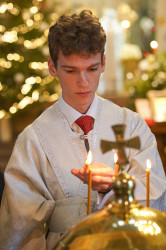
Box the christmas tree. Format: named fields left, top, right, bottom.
left=0, top=0, right=63, bottom=121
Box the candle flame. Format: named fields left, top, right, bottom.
left=114, top=152, right=118, bottom=164
left=86, top=151, right=92, bottom=165
left=150, top=40, right=158, bottom=49
left=146, top=159, right=151, bottom=169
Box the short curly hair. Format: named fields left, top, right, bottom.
left=48, top=10, right=106, bottom=68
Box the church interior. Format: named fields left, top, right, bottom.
left=1, top=0, right=165, bottom=173
left=0, top=0, right=166, bottom=248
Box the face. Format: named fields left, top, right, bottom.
left=48, top=50, right=105, bottom=113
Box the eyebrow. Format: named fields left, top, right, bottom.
left=61, top=62, right=101, bottom=69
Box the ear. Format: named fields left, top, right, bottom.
left=48, top=58, right=57, bottom=77
left=101, top=55, right=106, bottom=73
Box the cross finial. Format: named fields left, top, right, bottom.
left=101, top=124, right=140, bottom=170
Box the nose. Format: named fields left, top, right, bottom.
left=77, top=71, right=88, bottom=86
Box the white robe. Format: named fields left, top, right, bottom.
left=0, top=96, right=166, bottom=249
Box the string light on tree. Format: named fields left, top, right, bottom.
left=0, top=25, right=5, bottom=32
left=0, top=2, right=20, bottom=15
left=0, top=83, right=3, bottom=91
left=9, top=106, right=17, bottom=114
left=0, top=0, right=62, bottom=120
left=0, top=110, right=6, bottom=119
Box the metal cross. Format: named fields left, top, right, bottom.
left=100, top=124, right=141, bottom=170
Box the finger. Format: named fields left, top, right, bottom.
left=83, top=164, right=88, bottom=170
left=71, top=169, right=88, bottom=183
left=71, top=168, right=86, bottom=175
left=91, top=175, right=114, bottom=185
left=73, top=172, right=87, bottom=182
left=71, top=169, right=78, bottom=175
left=90, top=167, right=115, bottom=177
left=79, top=168, right=86, bottom=174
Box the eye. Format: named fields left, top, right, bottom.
left=65, top=70, right=76, bottom=73
left=88, top=68, right=98, bottom=72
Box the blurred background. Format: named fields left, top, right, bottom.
left=0, top=0, right=166, bottom=172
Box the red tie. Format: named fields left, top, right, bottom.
left=75, top=116, right=94, bottom=152
left=75, top=116, right=94, bottom=138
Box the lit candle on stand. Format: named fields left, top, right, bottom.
left=114, top=152, right=119, bottom=177
left=146, top=159, right=151, bottom=207
left=85, top=151, right=92, bottom=215
left=150, top=40, right=158, bottom=54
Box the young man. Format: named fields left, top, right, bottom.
left=0, top=10, right=166, bottom=249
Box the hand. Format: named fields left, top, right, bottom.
left=71, top=162, right=115, bottom=193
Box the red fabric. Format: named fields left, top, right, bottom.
left=75, top=116, right=94, bottom=135
left=145, top=119, right=156, bottom=127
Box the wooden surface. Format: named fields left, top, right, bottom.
left=150, top=122, right=166, bottom=173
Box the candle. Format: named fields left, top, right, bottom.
left=85, top=151, right=92, bottom=170
left=146, top=159, right=151, bottom=207
left=114, top=152, right=119, bottom=177
left=87, top=168, right=92, bottom=215
left=85, top=151, right=92, bottom=215
left=150, top=40, right=158, bottom=54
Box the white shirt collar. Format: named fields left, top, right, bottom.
left=57, top=94, right=98, bottom=127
